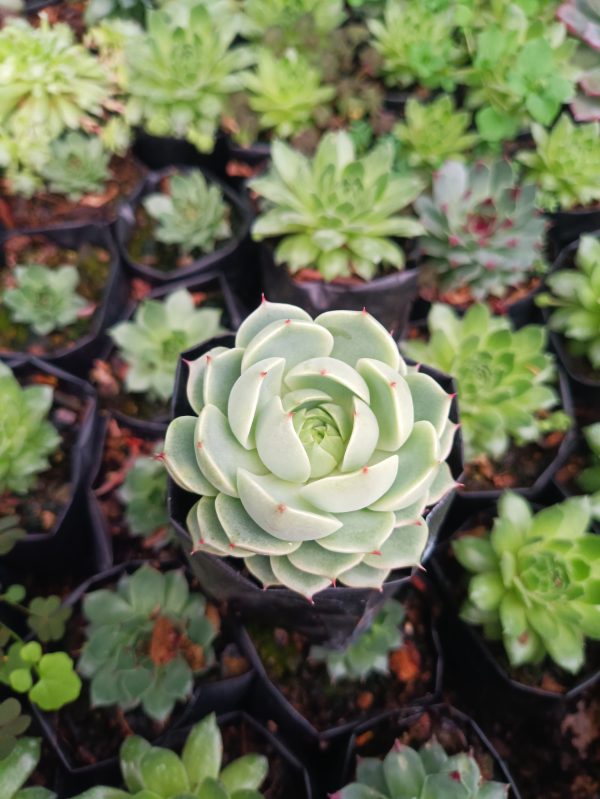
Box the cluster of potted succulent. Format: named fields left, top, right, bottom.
left=1, top=0, right=599, bottom=798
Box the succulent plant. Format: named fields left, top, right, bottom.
left=163, top=300, right=457, bottom=599
left=0, top=16, right=109, bottom=148
left=242, top=0, right=346, bottom=44
left=454, top=492, right=600, bottom=673
left=368, top=0, right=466, bottom=91
left=38, top=133, right=112, bottom=201
left=310, top=598, right=404, bottom=680
left=0, top=737, right=56, bottom=799
left=237, top=48, right=336, bottom=142
left=335, top=737, right=509, bottom=799
left=464, top=24, right=576, bottom=142
left=125, top=6, right=254, bottom=153
left=516, top=116, right=600, bottom=211
left=109, top=289, right=225, bottom=403
left=84, top=0, right=152, bottom=25
left=393, top=96, right=480, bottom=173
left=578, top=424, right=600, bottom=510
left=250, top=132, right=424, bottom=281
left=558, top=0, right=600, bottom=121
left=0, top=364, right=61, bottom=495
left=72, top=713, right=268, bottom=799
left=143, top=171, right=232, bottom=256
left=537, top=235, right=600, bottom=370
left=119, top=452, right=174, bottom=543
left=3, top=264, right=87, bottom=336
left=415, top=160, right=547, bottom=300
left=78, top=565, right=218, bottom=722
left=403, top=304, right=571, bottom=461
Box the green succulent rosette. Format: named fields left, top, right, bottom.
left=164, top=301, right=458, bottom=599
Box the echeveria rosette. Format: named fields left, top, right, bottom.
left=164, top=301, right=458, bottom=600
left=557, top=0, right=600, bottom=121
left=454, top=492, right=600, bottom=674
left=335, top=737, right=509, bottom=799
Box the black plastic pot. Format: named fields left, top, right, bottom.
left=430, top=491, right=600, bottom=712
left=260, top=244, right=420, bottom=336
left=3, top=358, right=102, bottom=577
left=238, top=580, right=443, bottom=759
left=168, top=334, right=463, bottom=645
left=95, top=272, right=244, bottom=435
left=0, top=223, right=129, bottom=377
left=335, top=704, right=521, bottom=799
left=225, top=138, right=272, bottom=188
left=115, top=166, right=253, bottom=287
left=33, top=561, right=255, bottom=795
left=546, top=207, right=600, bottom=253
left=457, top=366, right=578, bottom=504
left=133, top=132, right=230, bottom=182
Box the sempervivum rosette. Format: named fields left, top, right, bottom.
left=164, top=301, right=458, bottom=599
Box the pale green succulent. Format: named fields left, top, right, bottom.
left=164, top=300, right=457, bottom=599
left=239, top=48, right=335, bottom=141
left=242, top=0, right=346, bottom=42
left=454, top=492, right=600, bottom=673
left=119, top=452, right=174, bottom=543
left=537, top=235, right=600, bottom=370
left=403, top=304, right=571, bottom=461
left=0, top=363, right=61, bottom=495
left=143, top=171, right=232, bottom=256
left=3, top=264, right=87, bottom=336
left=125, top=6, right=254, bottom=153
left=368, top=0, right=466, bottom=91
left=310, top=598, right=404, bottom=681
left=416, top=160, right=546, bottom=300
left=38, top=133, right=111, bottom=201
left=250, top=132, right=424, bottom=282
left=71, top=713, right=268, bottom=799
left=393, top=96, right=480, bottom=172
left=516, top=116, right=600, bottom=211
left=110, top=289, right=225, bottom=403
left=336, top=737, right=508, bottom=799
left=0, top=737, right=56, bottom=799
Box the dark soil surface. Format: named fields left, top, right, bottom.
left=0, top=373, right=87, bottom=536
left=418, top=275, right=541, bottom=318
left=2, top=156, right=145, bottom=230
left=0, top=234, right=110, bottom=356
left=93, top=417, right=179, bottom=564
left=249, top=586, right=438, bottom=733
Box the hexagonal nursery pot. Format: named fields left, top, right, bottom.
left=115, top=166, right=252, bottom=289
left=0, top=223, right=129, bottom=377
left=2, top=358, right=99, bottom=577
left=260, top=243, right=420, bottom=337
left=333, top=704, right=521, bottom=799
left=168, top=334, right=463, bottom=646
left=238, top=579, right=443, bottom=757
left=32, top=561, right=255, bottom=795
left=429, top=490, right=600, bottom=712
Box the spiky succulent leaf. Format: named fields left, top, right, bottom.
left=404, top=304, right=571, bottom=460
left=454, top=492, right=600, bottom=673
left=3, top=264, right=86, bottom=336
left=143, top=171, right=232, bottom=255
left=416, top=160, right=546, bottom=299
left=368, top=0, right=466, bottom=91
left=537, top=235, right=600, bottom=369
left=0, top=364, right=61, bottom=495
left=164, top=301, right=457, bottom=599
left=125, top=6, right=254, bottom=153
left=78, top=566, right=217, bottom=722
left=250, top=132, right=424, bottom=281
left=109, top=289, right=225, bottom=403
left=393, top=96, right=480, bottom=172
left=337, top=736, right=508, bottom=798
left=310, top=598, right=404, bottom=680
left=38, top=133, right=111, bottom=201
left=119, top=452, right=173, bottom=542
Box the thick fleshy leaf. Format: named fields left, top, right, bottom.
left=357, top=359, right=414, bottom=451
left=426, top=462, right=456, bottom=505
left=269, top=556, right=332, bottom=599
left=182, top=714, right=221, bottom=786
left=203, top=348, right=244, bottom=413
left=186, top=347, right=228, bottom=414
left=219, top=754, right=268, bottom=793
left=163, top=416, right=217, bottom=496
left=245, top=555, right=281, bottom=587
left=300, top=455, right=399, bottom=513
left=241, top=319, right=333, bottom=371
left=255, top=396, right=311, bottom=482
left=404, top=372, right=453, bottom=436
left=237, top=469, right=342, bottom=541
left=287, top=540, right=363, bottom=578
left=187, top=503, right=227, bottom=557
left=315, top=310, right=401, bottom=369
left=196, top=497, right=255, bottom=557
left=337, top=561, right=390, bottom=589
left=235, top=301, right=311, bottom=347
left=285, top=357, right=370, bottom=403
left=317, top=509, right=395, bottom=554
left=341, top=397, right=380, bottom=472
left=215, top=494, right=300, bottom=556
left=228, top=358, right=285, bottom=448
left=363, top=522, right=427, bottom=569
left=195, top=406, right=266, bottom=496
